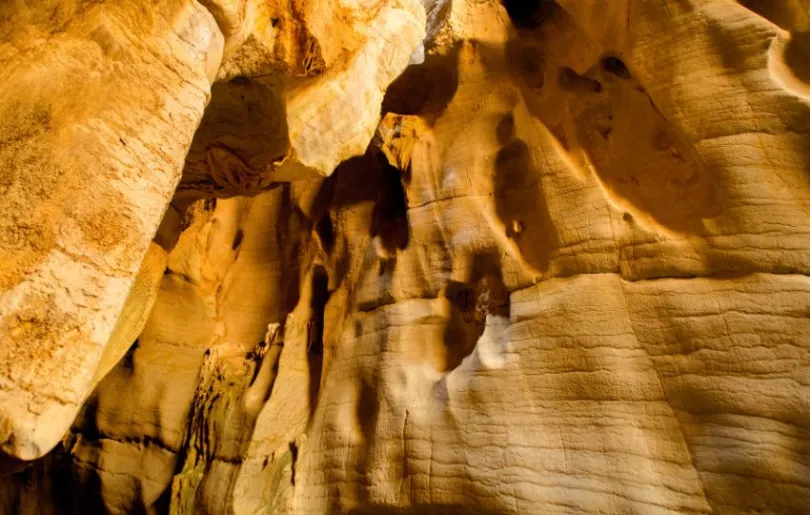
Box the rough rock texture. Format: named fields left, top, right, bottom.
left=0, top=0, right=224, bottom=461
left=1, top=0, right=810, bottom=513
left=0, top=0, right=424, bottom=463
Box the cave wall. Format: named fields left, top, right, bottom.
left=1, top=0, right=810, bottom=513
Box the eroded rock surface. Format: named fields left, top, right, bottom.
left=1, top=0, right=810, bottom=513
left=0, top=0, right=424, bottom=464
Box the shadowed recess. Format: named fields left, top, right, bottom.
left=441, top=253, right=509, bottom=371
left=601, top=56, right=632, bottom=79
left=493, top=114, right=557, bottom=272
left=564, top=59, right=722, bottom=234
left=382, top=43, right=461, bottom=122
left=737, top=0, right=810, bottom=87
left=370, top=153, right=410, bottom=257
left=177, top=77, right=289, bottom=199
left=307, top=266, right=329, bottom=419
left=500, top=0, right=560, bottom=30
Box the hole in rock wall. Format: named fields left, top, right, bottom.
left=601, top=56, right=632, bottom=80
left=370, top=154, right=410, bottom=259
left=177, top=77, right=290, bottom=199
left=500, top=0, right=560, bottom=30
left=441, top=254, right=510, bottom=371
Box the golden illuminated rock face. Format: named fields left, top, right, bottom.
left=0, top=0, right=424, bottom=464
left=1, top=0, right=810, bottom=513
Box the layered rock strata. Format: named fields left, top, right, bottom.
left=1, top=0, right=810, bottom=513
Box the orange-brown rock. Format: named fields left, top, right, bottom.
left=1, top=0, right=809, bottom=514
left=0, top=0, right=424, bottom=463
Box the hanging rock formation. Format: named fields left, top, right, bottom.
left=0, top=0, right=424, bottom=464
left=1, top=0, right=810, bottom=513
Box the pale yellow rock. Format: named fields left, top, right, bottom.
left=178, top=0, right=426, bottom=197
left=91, top=242, right=168, bottom=388
left=1, top=0, right=810, bottom=514
left=0, top=0, right=224, bottom=461
left=0, top=0, right=424, bottom=464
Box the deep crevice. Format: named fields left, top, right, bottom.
left=601, top=56, right=632, bottom=79
left=370, top=153, right=410, bottom=257
left=500, top=0, right=560, bottom=30
left=441, top=253, right=510, bottom=371
left=307, top=266, right=329, bottom=419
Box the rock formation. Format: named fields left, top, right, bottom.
left=0, top=0, right=809, bottom=513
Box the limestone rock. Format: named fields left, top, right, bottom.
left=0, top=0, right=424, bottom=463
left=178, top=0, right=426, bottom=197
left=0, top=0, right=224, bottom=461
left=1, top=0, right=810, bottom=514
